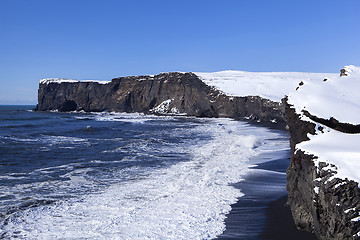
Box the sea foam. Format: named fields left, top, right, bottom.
left=2, top=119, right=260, bottom=239
left=1, top=115, right=289, bottom=240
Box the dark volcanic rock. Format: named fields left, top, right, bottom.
left=302, top=110, right=360, bottom=134
left=285, top=101, right=360, bottom=240
left=36, top=71, right=360, bottom=239
left=36, top=72, right=286, bottom=125
left=60, top=100, right=77, bottom=112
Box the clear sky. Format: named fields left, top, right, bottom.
left=1, top=0, right=359, bottom=104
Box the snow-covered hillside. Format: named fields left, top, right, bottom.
left=288, top=65, right=360, bottom=184
left=196, top=66, right=360, bottom=192
left=284, top=66, right=360, bottom=239
left=288, top=65, right=360, bottom=124
left=196, top=70, right=338, bottom=102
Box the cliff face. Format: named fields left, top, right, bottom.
left=36, top=69, right=360, bottom=239
left=285, top=66, right=360, bottom=239
left=36, top=72, right=285, bottom=125
left=286, top=102, right=360, bottom=240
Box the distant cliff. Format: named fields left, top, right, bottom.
left=36, top=72, right=286, bottom=125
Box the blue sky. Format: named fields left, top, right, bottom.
left=1, top=0, right=359, bottom=104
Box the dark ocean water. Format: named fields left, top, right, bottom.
left=0, top=105, right=289, bottom=239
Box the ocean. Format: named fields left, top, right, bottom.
left=0, top=105, right=290, bottom=239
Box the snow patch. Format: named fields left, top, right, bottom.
left=195, top=70, right=337, bottom=102
left=334, top=181, right=347, bottom=189
left=345, top=207, right=356, bottom=214
left=150, top=99, right=174, bottom=114
left=40, top=78, right=110, bottom=85
left=288, top=65, right=360, bottom=124
left=297, top=128, right=360, bottom=184
left=290, top=65, right=360, bottom=187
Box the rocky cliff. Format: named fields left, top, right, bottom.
left=286, top=104, right=360, bottom=239
left=286, top=66, right=360, bottom=239
left=36, top=72, right=285, bottom=125
left=36, top=68, right=360, bottom=239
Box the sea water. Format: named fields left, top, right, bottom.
left=0, top=105, right=289, bottom=239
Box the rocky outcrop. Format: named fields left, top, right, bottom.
left=36, top=69, right=360, bottom=239
left=36, top=72, right=286, bottom=125
left=302, top=110, right=360, bottom=134
left=286, top=101, right=360, bottom=240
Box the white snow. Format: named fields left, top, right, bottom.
left=39, top=67, right=360, bottom=188
left=290, top=65, right=360, bottom=185
left=288, top=65, right=360, bottom=124
left=40, top=78, right=111, bottom=85
left=345, top=207, right=356, bottom=214
left=297, top=128, right=360, bottom=184
left=40, top=78, right=78, bottom=84
left=314, top=186, right=319, bottom=194
left=195, top=70, right=337, bottom=102
left=150, top=99, right=173, bottom=114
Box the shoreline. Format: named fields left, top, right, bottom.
left=215, top=134, right=318, bottom=240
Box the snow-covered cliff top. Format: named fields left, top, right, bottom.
left=40, top=78, right=111, bottom=85
left=288, top=65, right=360, bottom=125
left=298, top=126, right=360, bottom=184
left=196, top=70, right=338, bottom=102
left=39, top=68, right=360, bottom=184
left=288, top=65, right=360, bottom=184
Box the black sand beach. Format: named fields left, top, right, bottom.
left=260, top=196, right=317, bottom=240
left=216, top=141, right=318, bottom=240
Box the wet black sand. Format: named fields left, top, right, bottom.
left=260, top=195, right=317, bottom=240
left=215, top=147, right=318, bottom=240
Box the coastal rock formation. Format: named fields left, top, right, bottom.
left=36, top=67, right=360, bottom=239
left=36, top=72, right=286, bottom=125
left=286, top=104, right=360, bottom=239
left=286, top=66, right=360, bottom=239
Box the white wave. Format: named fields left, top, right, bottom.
left=41, top=135, right=88, bottom=145
left=3, top=135, right=90, bottom=147
left=1, top=119, right=288, bottom=239
left=3, top=136, right=39, bottom=142
left=33, top=162, right=80, bottom=173
left=0, top=175, right=27, bottom=180
left=93, top=111, right=175, bottom=123
left=0, top=163, right=93, bottom=209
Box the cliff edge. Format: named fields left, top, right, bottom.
left=36, top=72, right=285, bottom=125
left=35, top=68, right=360, bottom=239
left=286, top=65, right=360, bottom=239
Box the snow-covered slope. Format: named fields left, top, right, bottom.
left=284, top=66, right=360, bottom=239
left=288, top=65, right=360, bottom=124
left=287, top=65, right=360, bottom=184
left=196, top=70, right=338, bottom=102
left=297, top=128, right=360, bottom=184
